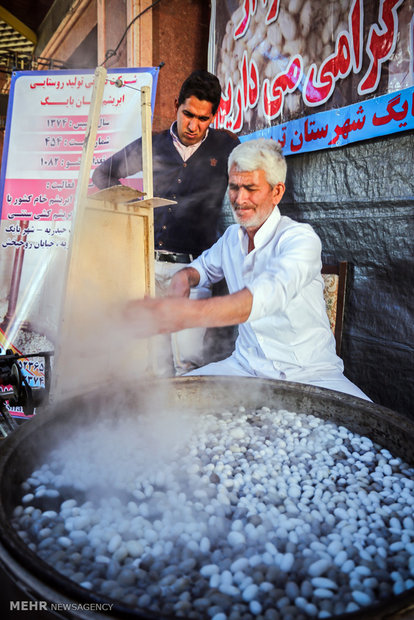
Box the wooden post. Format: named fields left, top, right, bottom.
left=52, top=66, right=109, bottom=400
left=141, top=85, right=155, bottom=298
left=71, top=66, right=107, bottom=225
left=140, top=85, right=156, bottom=373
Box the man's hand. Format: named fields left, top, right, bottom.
left=124, top=296, right=190, bottom=337
left=123, top=287, right=253, bottom=339
left=122, top=268, right=201, bottom=339
left=167, top=267, right=201, bottom=298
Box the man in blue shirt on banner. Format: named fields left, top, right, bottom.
left=125, top=138, right=370, bottom=401
left=93, top=70, right=239, bottom=375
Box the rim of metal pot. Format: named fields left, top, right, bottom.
left=0, top=376, right=413, bottom=619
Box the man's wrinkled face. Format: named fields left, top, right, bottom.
left=229, top=165, right=285, bottom=234
left=175, top=96, right=216, bottom=146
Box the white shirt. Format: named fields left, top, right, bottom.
left=170, top=123, right=208, bottom=161
left=191, top=206, right=344, bottom=383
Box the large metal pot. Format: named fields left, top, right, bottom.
left=0, top=377, right=413, bottom=619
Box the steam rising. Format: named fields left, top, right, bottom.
left=52, top=262, right=161, bottom=400
left=49, top=402, right=200, bottom=497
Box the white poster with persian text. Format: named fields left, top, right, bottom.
left=0, top=68, right=158, bottom=416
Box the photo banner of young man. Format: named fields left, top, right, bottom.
left=0, top=67, right=158, bottom=417
left=208, top=0, right=414, bottom=153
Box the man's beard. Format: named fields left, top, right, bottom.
left=232, top=206, right=261, bottom=229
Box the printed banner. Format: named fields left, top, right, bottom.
left=0, top=68, right=158, bottom=223
left=0, top=67, right=158, bottom=417
left=245, top=86, right=414, bottom=154
left=209, top=0, right=414, bottom=152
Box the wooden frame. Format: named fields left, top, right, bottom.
left=321, top=261, right=348, bottom=357
left=51, top=75, right=174, bottom=400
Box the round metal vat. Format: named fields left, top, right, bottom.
left=0, top=376, right=413, bottom=619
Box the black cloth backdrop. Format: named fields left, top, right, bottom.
left=212, top=130, right=413, bottom=418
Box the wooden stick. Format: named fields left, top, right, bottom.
left=52, top=66, right=107, bottom=400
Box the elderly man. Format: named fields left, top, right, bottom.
left=93, top=70, right=239, bottom=375
left=128, top=138, right=369, bottom=400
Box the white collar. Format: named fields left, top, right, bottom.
left=238, top=206, right=281, bottom=252
left=170, top=122, right=209, bottom=161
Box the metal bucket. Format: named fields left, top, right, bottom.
left=0, top=376, right=413, bottom=619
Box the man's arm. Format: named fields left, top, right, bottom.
left=92, top=139, right=142, bottom=189
left=92, top=162, right=122, bottom=189
left=125, top=288, right=253, bottom=337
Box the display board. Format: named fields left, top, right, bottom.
left=209, top=0, right=414, bottom=153
left=0, top=67, right=159, bottom=415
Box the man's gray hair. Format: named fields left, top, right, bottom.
left=228, top=138, right=287, bottom=186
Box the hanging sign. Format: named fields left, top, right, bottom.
left=209, top=0, right=414, bottom=153
left=0, top=67, right=158, bottom=417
